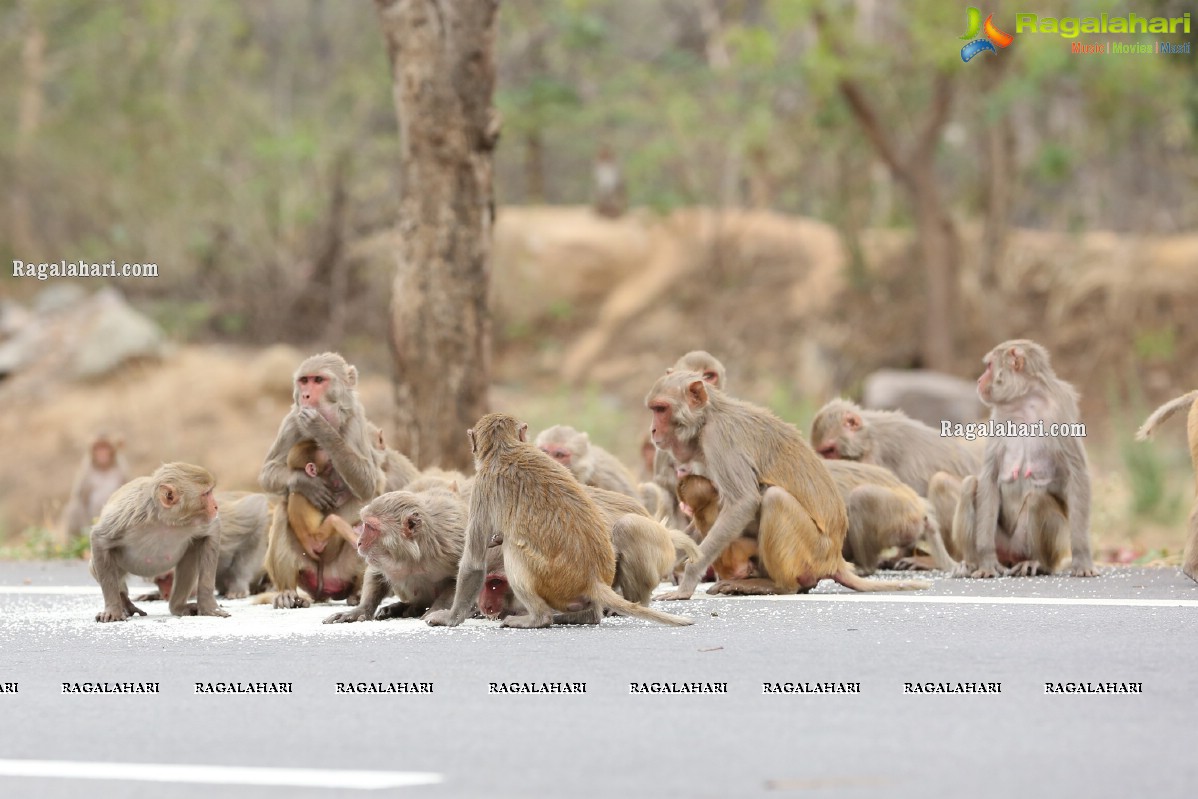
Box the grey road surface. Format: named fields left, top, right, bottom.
left=0, top=561, right=1196, bottom=799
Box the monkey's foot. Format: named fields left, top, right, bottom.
left=324, top=607, right=371, bottom=623
left=500, top=614, right=552, bottom=628
left=133, top=590, right=164, bottom=602
left=221, top=589, right=250, bottom=600
left=1008, top=560, right=1049, bottom=577
left=181, top=603, right=230, bottom=618
left=1070, top=561, right=1099, bottom=578
left=424, top=609, right=462, bottom=627
left=706, top=579, right=779, bottom=596
left=272, top=590, right=311, bottom=609
left=654, top=589, right=695, bottom=601
left=376, top=602, right=424, bottom=620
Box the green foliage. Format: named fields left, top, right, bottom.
left=0, top=526, right=88, bottom=560
left=1133, top=328, right=1177, bottom=362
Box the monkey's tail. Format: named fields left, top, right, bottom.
left=833, top=562, right=929, bottom=592
left=592, top=582, right=693, bottom=626
left=667, top=529, right=702, bottom=565
left=1136, top=390, right=1198, bottom=441
left=251, top=591, right=278, bottom=605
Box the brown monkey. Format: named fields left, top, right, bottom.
left=477, top=485, right=700, bottom=620
left=425, top=413, right=692, bottom=628
left=259, top=353, right=382, bottom=608
left=59, top=432, right=128, bottom=546
left=1136, top=389, right=1198, bottom=584
left=535, top=425, right=639, bottom=499
left=653, top=351, right=728, bottom=530
left=89, top=463, right=229, bottom=622
left=285, top=440, right=358, bottom=559
left=139, top=491, right=271, bottom=602
left=811, top=398, right=979, bottom=553
left=952, top=340, right=1096, bottom=578
left=713, top=537, right=761, bottom=581
left=646, top=371, right=928, bottom=598
left=825, top=461, right=955, bottom=575
left=368, top=422, right=420, bottom=493
left=324, top=487, right=467, bottom=623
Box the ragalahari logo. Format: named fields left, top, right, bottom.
left=960, top=7, right=1014, bottom=62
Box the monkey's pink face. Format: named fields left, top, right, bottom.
left=479, top=575, right=508, bottom=619
left=203, top=489, right=219, bottom=520
left=977, top=360, right=995, bottom=402
left=356, top=515, right=382, bottom=557
left=92, top=443, right=115, bottom=469
left=539, top=445, right=572, bottom=467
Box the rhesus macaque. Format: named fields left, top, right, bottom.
left=59, top=432, right=128, bottom=546
left=368, top=422, right=420, bottom=492
left=653, top=351, right=728, bottom=529
left=678, top=471, right=758, bottom=582
left=324, top=487, right=466, bottom=623
left=476, top=485, right=700, bottom=620
left=592, top=145, right=626, bottom=219
left=425, top=413, right=692, bottom=628
left=713, top=537, right=760, bottom=582
left=89, top=463, right=229, bottom=622
left=825, top=461, right=955, bottom=575
left=285, top=440, right=358, bottom=560
left=646, top=371, right=928, bottom=598
left=535, top=425, right=639, bottom=499
left=259, top=353, right=383, bottom=608
left=952, top=340, right=1096, bottom=579
left=811, top=398, right=979, bottom=555
left=139, top=491, right=270, bottom=602
left=405, top=469, right=474, bottom=501
left=1137, top=389, right=1198, bottom=584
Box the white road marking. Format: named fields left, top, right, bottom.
left=3, top=584, right=1196, bottom=608
left=0, top=760, right=442, bottom=789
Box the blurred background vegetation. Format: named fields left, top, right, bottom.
left=0, top=0, right=1196, bottom=558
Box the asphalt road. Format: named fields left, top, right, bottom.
left=1, top=561, right=1196, bottom=799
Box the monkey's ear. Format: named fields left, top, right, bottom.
left=685, top=379, right=708, bottom=409
left=665, top=367, right=675, bottom=374
left=1008, top=347, right=1025, bottom=372
left=844, top=412, right=862, bottom=431
left=344, top=365, right=358, bottom=388
left=467, top=428, right=477, bottom=454
left=157, top=484, right=180, bottom=509
left=518, top=423, right=529, bottom=443
left=403, top=513, right=421, bottom=539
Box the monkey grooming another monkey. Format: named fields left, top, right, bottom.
left=952, top=340, right=1096, bottom=579
left=646, top=371, right=928, bottom=598
left=89, top=463, right=229, bottom=622
left=425, top=413, right=692, bottom=628
left=1137, top=389, right=1198, bottom=584
left=286, top=440, right=359, bottom=559
left=259, top=352, right=382, bottom=608
left=324, top=487, right=467, bottom=623
left=59, top=432, right=129, bottom=547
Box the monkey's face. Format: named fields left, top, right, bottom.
left=539, top=444, right=572, bottom=468
left=203, top=489, right=219, bottom=520
left=92, top=442, right=116, bottom=469
left=295, top=370, right=343, bottom=427
left=978, top=345, right=1026, bottom=405
left=646, top=381, right=704, bottom=463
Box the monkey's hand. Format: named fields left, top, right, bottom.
left=180, top=603, right=230, bottom=618
left=1069, top=559, right=1098, bottom=578
left=221, top=587, right=250, bottom=600
left=1007, top=560, right=1050, bottom=578
left=296, top=407, right=337, bottom=443
left=968, top=559, right=1006, bottom=579
left=424, top=609, right=463, bottom=627
left=273, top=590, right=312, bottom=609
left=288, top=471, right=335, bottom=513
left=380, top=602, right=424, bottom=619
left=96, top=606, right=144, bottom=623
left=323, top=607, right=370, bottom=623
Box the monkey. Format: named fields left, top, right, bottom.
left=653, top=351, right=728, bottom=529
left=425, top=413, right=693, bottom=628
left=637, top=481, right=671, bottom=520
left=951, top=340, right=1096, bottom=579
left=475, top=485, right=701, bottom=621
left=810, top=397, right=979, bottom=556
left=89, top=463, right=229, bottom=622
left=535, top=425, right=639, bottom=499
left=59, top=432, right=128, bottom=546
left=138, top=491, right=271, bottom=602
left=712, top=536, right=761, bottom=582
left=285, top=439, right=359, bottom=560
left=259, top=353, right=382, bottom=608
left=1136, top=389, right=1198, bottom=584
left=324, top=487, right=467, bottom=623
left=646, top=371, right=929, bottom=598
left=368, top=422, right=420, bottom=493
left=592, top=144, right=626, bottom=218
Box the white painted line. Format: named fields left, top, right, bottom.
left=0, top=760, right=443, bottom=790
left=741, top=593, right=1198, bottom=608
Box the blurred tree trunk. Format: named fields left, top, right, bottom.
left=375, top=0, right=500, bottom=470
left=10, top=4, right=45, bottom=255
left=979, top=57, right=1014, bottom=296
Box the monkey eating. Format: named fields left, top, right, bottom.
left=324, top=486, right=467, bottom=623
left=425, top=413, right=693, bottom=628
left=951, top=340, right=1096, bottom=578
left=89, top=463, right=229, bottom=622
left=1137, top=389, right=1198, bottom=584
left=259, top=352, right=383, bottom=608
left=646, top=371, right=928, bottom=598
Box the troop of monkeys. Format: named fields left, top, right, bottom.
left=75, top=340, right=1198, bottom=627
